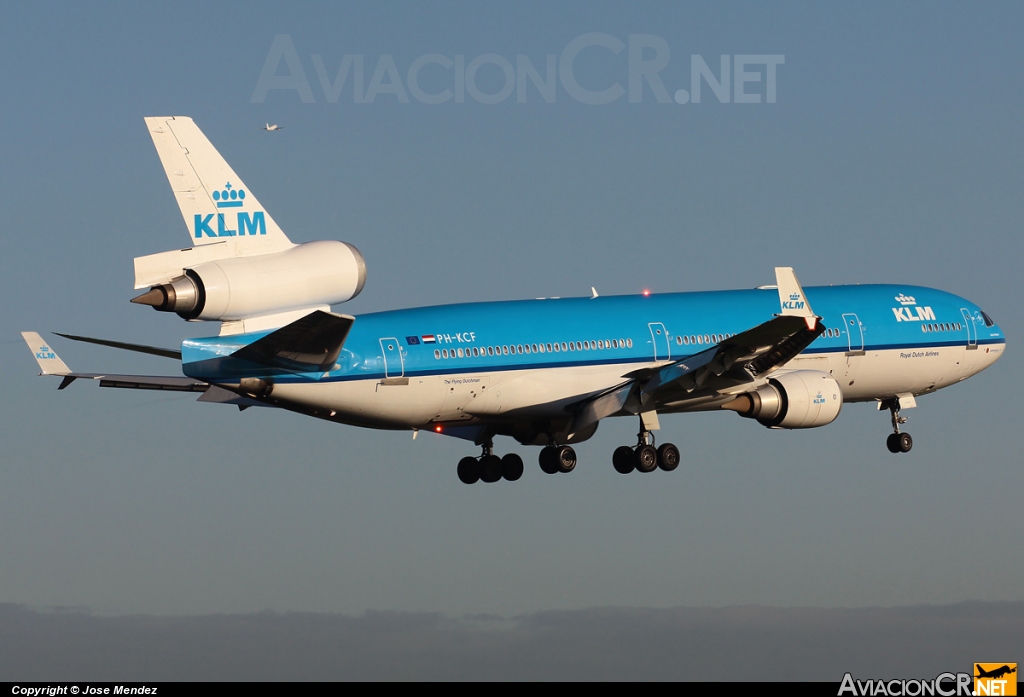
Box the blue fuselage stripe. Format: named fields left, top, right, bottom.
left=181, top=284, right=1005, bottom=384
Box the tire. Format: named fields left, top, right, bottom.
left=480, top=455, right=503, bottom=483
left=634, top=445, right=658, bottom=473
left=898, top=432, right=913, bottom=453
left=886, top=433, right=901, bottom=453
left=613, top=446, right=635, bottom=474
left=501, top=453, right=524, bottom=481
left=539, top=446, right=559, bottom=474
left=457, top=456, right=480, bottom=484
left=657, top=443, right=680, bottom=472
left=556, top=446, right=577, bottom=473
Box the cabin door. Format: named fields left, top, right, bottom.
left=960, top=308, right=978, bottom=349
left=842, top=313, right=864, bottom=354
left=648, top=322, right=671, bottom=361
left=379, top=337, right=405, bottom=378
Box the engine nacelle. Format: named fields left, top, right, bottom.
left=132, top=240, right=366, bottom=321
left=723, top=370, right=843, bottom=429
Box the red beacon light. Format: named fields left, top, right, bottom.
left=435, top=424, right=443, bottom=433
left=642, top=289, right=651, bottom=297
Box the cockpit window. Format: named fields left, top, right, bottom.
left=981, top=311, right=995, bottom=327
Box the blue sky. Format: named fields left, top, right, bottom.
left=1, top=1, right=1021, bottom=627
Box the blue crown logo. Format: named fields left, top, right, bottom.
left=789, top=293, right=801, bottom=301
left=212, top=182, right=246, bottom=208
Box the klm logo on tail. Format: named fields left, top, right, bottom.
left=782, top=293, right=805, bottom=310
left=194, top=183, right=265, bottom=238
left=35, top=345, right=56, bottom=360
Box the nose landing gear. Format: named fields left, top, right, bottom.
left=882, top=399, right=913, bottom=454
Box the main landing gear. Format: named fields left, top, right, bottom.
left=882, top=399, right=913, bottom=454
left=457, top=440, right=524, bottom=485
left=612, top=421, right=681, bottom=474
left=539, top=444, right=577, bottom=475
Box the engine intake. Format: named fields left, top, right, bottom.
left=132, top=240, right=366, bottom=321
left=723, top=370, right=843, bottom=429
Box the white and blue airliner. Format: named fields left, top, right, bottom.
left=23, top=117, right=1006, bottom=485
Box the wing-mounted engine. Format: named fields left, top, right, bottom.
left=722, top=370, right=843, bottom=429
left=131, top=240, right=366, bottom=322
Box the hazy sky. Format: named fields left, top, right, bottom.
left=1, top=1, right=1021, bottom=673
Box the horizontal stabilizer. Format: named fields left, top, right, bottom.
left=230, top=310, right=355, bottom=373
left=55, top=333, right=181, bottom=360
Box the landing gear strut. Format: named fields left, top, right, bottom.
left=457, top=440, right=525, bottom=484
left=882, top=399, right=913, bottom=454
left=613, top=419, right=680, bottom=474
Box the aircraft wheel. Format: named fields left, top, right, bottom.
left=539, top=446, right=559, bottom=475
left=886, top=433, right=901, bottom=453
left=634, top=445, right=658, bottom=473
left=657, top=443, right=680, bottom=472
left=480, top=455, right=503, bottom=483
left=457, top=456, right=480, bottom=485
left=501, top=453, right=524, bottom=481
left=613, top=446, right=635, bottom=474
left=897, top=432, right=913, bottom=453
left=556, top=445, right=577, bottom=473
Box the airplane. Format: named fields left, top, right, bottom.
left=262, top=123, right=283, bottom=131
left=22, top=116, right=1006, bottom=485
left=975, top=665, right=1016, bottom=680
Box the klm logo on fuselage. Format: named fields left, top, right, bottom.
left=782, top=292, right=805, bottom=310
left=892, top=294, right=936, bottom=322
left=194, top=182, right=267, bottom=238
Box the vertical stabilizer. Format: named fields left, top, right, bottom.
left=145, top=116, right=293, bottom=252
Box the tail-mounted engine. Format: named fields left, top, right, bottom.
left=131, top=240, right=366, bottom=322
left=723, top=370, right=843, bottom=429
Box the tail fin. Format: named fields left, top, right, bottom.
left=144, top=116, right=292, bottom=252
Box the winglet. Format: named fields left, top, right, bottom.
left=774, top=267, right=818, bottom=330
left=21, top=332, right=72, bottom=377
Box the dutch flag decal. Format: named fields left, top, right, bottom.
left=422, top=335, right=436, bottom=344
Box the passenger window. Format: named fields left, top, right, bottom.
left=434, top=349, right=440, bottom=359
left=626, top=338, right=633, bottom=348
left=442, top=349, right=449, bottom=358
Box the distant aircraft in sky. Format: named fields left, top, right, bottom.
left=262, top=123, right=283, bottom=131
left=22, top=117, right=1006, bottom=485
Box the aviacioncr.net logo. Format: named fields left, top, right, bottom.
left=838, top=672, right=972, bottom=696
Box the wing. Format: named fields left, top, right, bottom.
left=54, top=332, right=181, bottom=360
left=22, top=331, right=206, bottom=392
left=567, top=267, right=824, bottom=438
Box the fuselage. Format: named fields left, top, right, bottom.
left=182, top=283, right=1005, bottom=441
